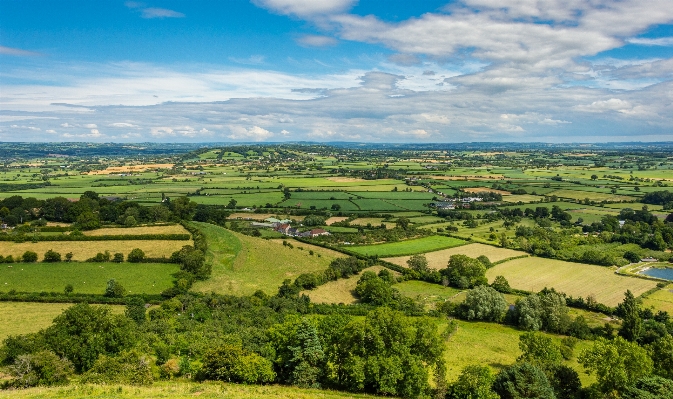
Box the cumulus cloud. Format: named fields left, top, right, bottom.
left=252, top=0, right=355, bottom=17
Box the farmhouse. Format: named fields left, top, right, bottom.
left=304, top=228, right=330, bottom=238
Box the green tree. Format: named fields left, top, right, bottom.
left=43, top=303, right=135, bottom=372
left=442, top=254, right=488, bottom=289
left=579, top=336, right=654, bottom=393
left=112, top=252, right=124, bottom=263
left=64, top=284, right=73, bottom=295
left=125, top=296, right=146, bottom=324
left=514, top=290, right=569, bottom=333
left=491, top=275, right=511, bottom=293
left=288, top=319, right=325, bottom=388
left=462, top=285, right=508, bottom=322
left=492, top=362, right=556, bottom=399
left=648, top=335, right=673, bottom=379
left=622, top=376, right=673, bottom=399
left=75, top=210, right=100, bottom=230
left=396, top=217, right=410, bottom=230
left=169, top=196, right=197, bottom=220
left=42, top=249, right=61, bottom=263
left=22, top=250, right=38, bottom=263
left=127, top=248, right=146, bottom=263
left=8, top=350, right=74, bottom=388
left=81, top=349, right=153, bottom=385
left=448, top=365, right=498, bottom=399
left=198, top=344, right=275, bottom=384
left=407, top=254, right=429, bottom=273
left=124, top=215, right=137, bottom=227
left=619, top=290, right=643, bottom=342
left=104, top=279, right=126, bottom=298
left=518, top=332, right=562, bottom=366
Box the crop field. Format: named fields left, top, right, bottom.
left=349, top=218, right=395, bottom=229
left=83, top=224, right=189, bottom=236
left=0, top=382, right=382, bottom=399
left=325, top=216, right=349, bottom=225
left=486, top=257, right=658, bottom=306
left=347, top=235, right=466, bottom=257
left=191, top=222, right=343, bottom=296
left=0, top=240, right=190, bottom=261
left=384, top=243, right=527, bottom=270
left=0, top=262, right=178, bottom=295
left=547, top=189, right=633, bottom=202
left=303, top=266, right=389, bottom=304
left=641, top=284, right=673, bottom=314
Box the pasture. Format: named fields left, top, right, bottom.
left=384, top=243, right=528, bottom=270
left=0, top=262, right=178, bottom=294
left=642, top=284, right=673, bottom=314
left=347, top=235, right=466, bottom=257
left=0, top=240, right=190, bottom=261
left=191, top=222, right=343, bottom=296
left=394, top=280, right=462, bottom=309
left=485, top=257, right=658, bottom=306
left=302, top=266, right=390, bottom=305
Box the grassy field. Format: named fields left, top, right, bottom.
left=642, top=284, right=673, bottom=314
left=83, top=224, right=189, bottom=236
left=191, top=222, right=344, bottom=296
left=394, top=280, right=462, bottom=309
left=0, top=302, right=124, bottom=340
left=384, top=243, right=528, bottom=270
left=486, top=257, right=658, bottom=306
left=302, top=266, right=389, bottom=305
left=347, top=236, right=466, bottom=257
left=0, top=240, right=190, bottom=262
left=0, top=262, right=178, bottom=294
left=0, top=382, right=380, bottom=399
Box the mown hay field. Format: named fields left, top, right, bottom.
left=384, top=243, right=528, bottom=270
left=347, top=236, right=466, bottom=257
left=191, top=222, right=344, bottom=296
left=642, top=284, right=673, bottom=314
left=0, top=302, right=124, bottom=340
left=0, top=262, right=178, bottom=294
left=0, top=240, right=191, bottom=261
left=302, top=266, right=390, bottom=305
left=485, top=257, right=658, bottom=306
left=83, top=224, right=189, bottom=236
left=0, top=381, right=380, bottom=399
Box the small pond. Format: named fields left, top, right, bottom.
left=641, top=267, right=673, bottom=281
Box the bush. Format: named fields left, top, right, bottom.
left=127, top=248, right=146, bottom=263
left=22, top=251, right=38, bottom=263
left=8, top=350, right=74, bottom=388
left=81, top=350, right=153, bottom=385
left=113, top=252, right=124, bottom=263
left=198, top=344, right=275, bottom=384
left=64, top=284, right=74, bottom=295
left=42, top=249, right=61, bottom=263
left=104, top=279, right=126, bottom=298
left=492, top=362, right=555, bottom=399
left=623, top=250, right=641, bottom=264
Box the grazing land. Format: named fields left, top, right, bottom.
left=0, top=262, right=178, bottom=294
left=0, top=240, right=190, bottom=261
left=302, top=266, right=390, bottom=304
left=642, top=283, right=673, bottom=314
left=486, top=257, right=658, bottom=306
left=384, top=243, right=528, bottom=270
left=347, top=236, right=466, bottom=257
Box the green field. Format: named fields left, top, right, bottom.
left=642, top=283, right=673, bottom=314
left=191, top=222, right=344, bottom=295
left=384, top=243, right=528, bottom=270
left=0, top=262, right=179, bottom=295
left=347, top=235, right=466, bottom=257
left=394, top=280, right=462, bottom=308
left=486, top=257, right=658, bottom=306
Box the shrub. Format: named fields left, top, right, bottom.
left=42, top=249, right=61, bottom=263
left=127, top=248, right=146, bottom=263
left=491, top=275, right=511, bottom=293
left=64, top=284, right=74, bottom=295
left=81, top=350, right=153, bottom=385
left=22, top=251, right=38, bottom=263
left=87, top=251, right=111, bottom=262
left=492, top=362, right=555, bottom=399
left=198, top=344, right=275, bottom=384
left=113, top=252, right=124, bottom=263
left=8, top=350, right=74, bottom=388
left=104, top=279, right=126, bottom=298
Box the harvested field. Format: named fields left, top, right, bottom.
left=83, top=224, right=189, bottom=236
left=548, top=189, right=632, bottom=202
left=302, top=266, right=389, bottom=304
left=486, top=257, right=658, bottom=306
left=0, top=240, right=190, bottom=261
left=384, top=243, right=528, bottom=269
left=463, top=187, right=510, bottom=195
left=325, top=216, right=349, bottom=225
left=88, top=163, right=173, bottom=174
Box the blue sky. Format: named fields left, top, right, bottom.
left=1, top=0, right=673, bottom=142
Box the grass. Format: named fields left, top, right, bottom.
left=547, top=189, right=634, bottom=202
left=0, top=302, right=124, bottom=340
left=0, top=262, right=179, bottom=294
left=83, top=224, right=189, bottom=236
left=0, top=240, right=190, bottom=262
left=191, top=222, right=344, bottom=296
left=347, top=236, right=466, bottom=257
left=394, top=280, right=462, bottom=309
left=302, top=266, right=389, bottom=305
left=0, top=382, right=380, bottom=399
left=384, top=243, right=528, bottom=270
left=486, top=257, right=658, bottom=306
left=642, top=283, right=673, bottom=314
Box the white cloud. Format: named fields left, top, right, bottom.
left=252, top=0, right=355, bottom=17
left=141, top=8, right=184, bottom=19
left=83, top=123, right=98, bottom=128
left=108, top=122, right=138, bottom=128
left=0, top=46, right=41, bottom=57
left=228, top=126, right=274, bottom=141
left=627, top=37, right=673, bottom=46
left=46, top=129, right=57, bottom=133
left=296, top=35, right=338, bottom=47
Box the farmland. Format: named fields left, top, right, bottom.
left=303, top=266, right=390, bottom=304
left=347, top=235, right=466, bottom=257
left=485, top=257, right=659, bottom=306
left=384, top=243, right=528, bottom=270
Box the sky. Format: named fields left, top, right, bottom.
left=1, top=0, right=673, bottom=143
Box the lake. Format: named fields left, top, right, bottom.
left=641, top=267, right=673, bottom=280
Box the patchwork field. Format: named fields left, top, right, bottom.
left=0, top=240, right=190, bottom=261
left=83, top=224, right=189, bottom=236
left=384, top=243, right=528, bottom=270
left=0, top=262, right=178, bottom=294
left=347, top=236, right=466, bottom=257
left=191, top=222, right=344, bottom=296
left=486, top=257, right=658, bottom=306
left=302, top=266, right=389, bottom=305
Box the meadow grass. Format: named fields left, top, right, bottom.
left=486, top=257, right=658, bottom=306
left=0, top=302, right=125, bottom=340
left=642, top=283, right=673, bottom=314
left=0, top=262, right=178, bottom=295
left=0, top=381, right=380, bottom=399
left=547, top=189, right=633, bottom=202
left=302, top=266, right=389, bottom=305
left=384, top=243, right=528, bottom=270
left=83, top=224, right=189, bottom=236
left=393, top=280, right=462, bottom=309
left=191, top=222, right=343, bottom=296
left=0, top=240, right=190, bottom=262
left=347, top=236, right=466, bottom=257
